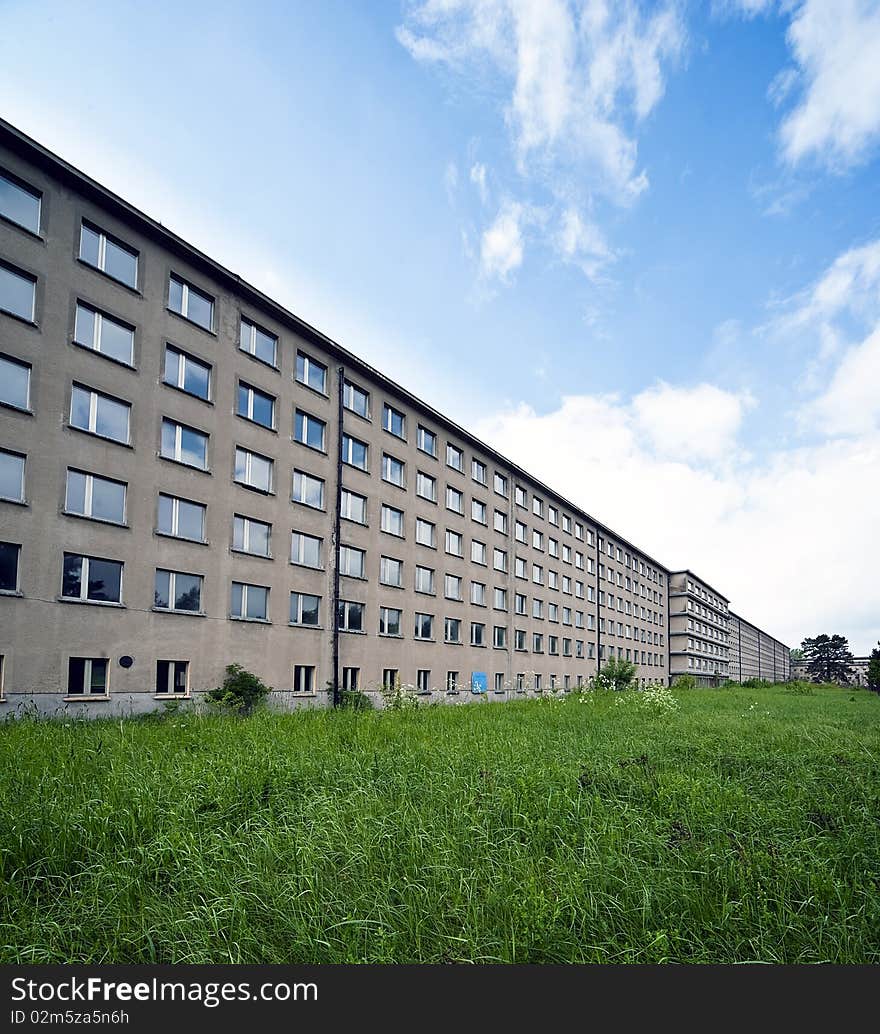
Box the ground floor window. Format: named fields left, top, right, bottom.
left=293, top=665, right=315, bottom=695
left=382, top=668, right=398, bottom=691
left=417, top=669, right=430, bottom=693
left=342, top=667, right=359, bottom=692
left=0, top=541, right=20, bottom=592
left=446, top=671, right=458, bottom=693
left=494, top=673, right=504, bottom=692
left=67, top=657, right=108, bottom=696
left=156, top=660, right=189, bottom=695
left=0, top=654, right=5, bottom=700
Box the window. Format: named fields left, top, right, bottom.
left=1, top=170, right=41, bottom=233
left=339, top=545, right=366, bottom=578
left=471, top=581, right=486, bottom=606
left=380, top=556, right=403, bottom=587
left=71, top=385, right=130, bottom=444
left=515, top=557, right=527, bottom=579
left=294, top=410, right=326, bottom=450
left=232, top=581, right=269, bottom=621
left=156, top=660, right=189, bottom=696
left=515, top=630, right=526, bottom=651
left=382, top=453, right=405, bottom=487
left=548, top=505, right=558, bottom=526
left=405, top=558, right=434, bottom=596
left=381, top=504, right=404, bottom=537
left=467, top=540, right=484, bottom=565
left=549, top=637, right=559, bottom=656
left=79, top=222, right=137, bottom=287
left=291, top=531, right=322, bottom=568
left=157, top=493, right=205, bottom=541
left=493, top=626, right=507, bottom=649
left=290, top=591, right=321, bottom=626
left=160, top=418, right=210, bottom=471
left=446, top=671, right=459, bottom=693
left=383, top=403, right=406, bottom=439
left=342, top=667, right=360, bottom=692
left=414, top=612, right=434, bottom=640
left=0, top=541, right=20, bottom=592
left=383, top=669, right=399, bottom=691
left=66, top=470, right=126, bottom=525
left=0, top=450, right=24, bottom=502
left=471, top=622, right=486, bottom=647
left=446, top=486, right=463, bottom=514
left=548, top=570, right=559, bottom=590
left=494, top=587, right=508, bottom=610
left=533, top=633, right=543, bottom=653
left=417, top=471, right=437, bottom=502
left=548, top=603, right=559, bottom=622
left=472, top=459, right=487, bottom=485
left=533, top=530, right=543, bottom=550
left=163, top=345, right=211, bottom=400
left=168, top=274, right=213, bottom=330
left=417, top=670, right=431, bottom=693
left=379, top=607, right=402, bottom=636
left=239, top=382, right=275, bottom=430
left=67, top=658, right=109, bottom=697
left=562, top=544, right=571, bottom=563
left=295, top=351, right=327, bottom=394
left=494, top=510, right=508, bottom=535
left=445, top=530, right=463, bottom=557
left=446, top=443, right=464, bottom=472
left=291, top=469, right=323, bottom=507
left=494, top=673, right=505, bottom=692
left=0, top=262, right=35, bottom=322
left=494, top=473, right=508, bottom=497
left=154, top=569, right=202, bottom=612
left=533, top=497, right=544, bottom=518
left=341, top=489, right=367, bottom=525
left=74, top=303, right=134, bottom=365
left=233, top=515, right=271, bottom=557
left=293, top=665, right=316, bottom=695
left=342, top=434, right=369, bottom=471
left=239, top=317, right=277, bottom=366
left=515, top=486, right=527, bottom=508
left=533, top=564, right=543, bottom=584
left=417, top=426, right=437, bottom=457
left=415, top=518, right=436, bottom=547
left=562, top=514, right=571, bottom=534
left=471, top=498, right=487, bottom=524
left=445, top=617, right=461, bottom=644
left=232, top=444, right=272, bottom=492
left=493, top=548, right=507, bottom=573
left=62, top=554, right=122, bottom=604
left=533, top=598, right=544, bottom=619
left=515, top=521, right=527, bottom=544
left=445, top=574, right=462, bottom=600
left=343, top=379, right=370, bottom=418
left=515, top=593, right=527, bottom=615
left=549, top=538, right=559, bottom=559
left=337, top=599, right=364, bottom=632
left=0, top=354, right=29, bottom=410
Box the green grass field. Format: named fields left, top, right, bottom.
left=1, top=682, right=878, bottom=963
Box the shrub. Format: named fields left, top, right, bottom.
left=380, top=675, right=422, bottom=711
left=672, top=674, right=699, bottom=690
left=784, top=680, right=815, bottom=696
left=205, top=664, right=271, bottom=716
left=742, top=678, right=772, bottom=689
left=597, top=656, right=637, bottom=692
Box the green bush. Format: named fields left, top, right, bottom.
left=596, top=656, right=637, bottom=692
left=673, top=674, right=699, bottom=689
left=784, top=680, right=815, bottom=696
left=205, top=664, right=271, bottom=716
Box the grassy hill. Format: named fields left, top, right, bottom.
left=1, top=682, right=878, bottom=963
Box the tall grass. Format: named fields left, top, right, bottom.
left=1, top=683, right=878, bottom=963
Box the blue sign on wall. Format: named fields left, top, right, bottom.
left=471, top=671, right=487, bottom=694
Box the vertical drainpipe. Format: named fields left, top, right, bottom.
left=331, top=365, right=345, bottom=708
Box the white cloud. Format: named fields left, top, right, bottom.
left=632, top=382, right=755, bottom=461
left=444, top=159, right=459, bottom=201
left=469, top=161, right=489, bottom=203
left=555, top=206, right=615, bottom=280
left=780, top=0, right=880, bottom=169
left=800, top=327, right=880, bottom=436
left=728, top=0, right=880, bottom=171
left=474, top=391, right=880, bottom=653
left=398, top=1, right=685, bottom=278
left=480, top=198, right=526, bottom=280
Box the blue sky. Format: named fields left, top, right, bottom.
left=2, top=0, right=879, bottom=652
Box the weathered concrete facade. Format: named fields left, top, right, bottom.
left=668, top=570, right=731, bottom=686
left=1, top=119, right=676, bottom=715
left=790, top=656, right=871, bottom=686
left=728, top=612, right=791, bottom=683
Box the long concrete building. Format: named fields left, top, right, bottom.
left=0, top=119, right=788, bottom=713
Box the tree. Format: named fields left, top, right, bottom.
left=597, top=656, right=637, bottom=691
left=789, top=647, right=804, bottom=662
left=867, top=642, right=880, bottom=694
left=801, top=634, right=855, bottom=685
left=205, top=663, right=271, bottom=715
